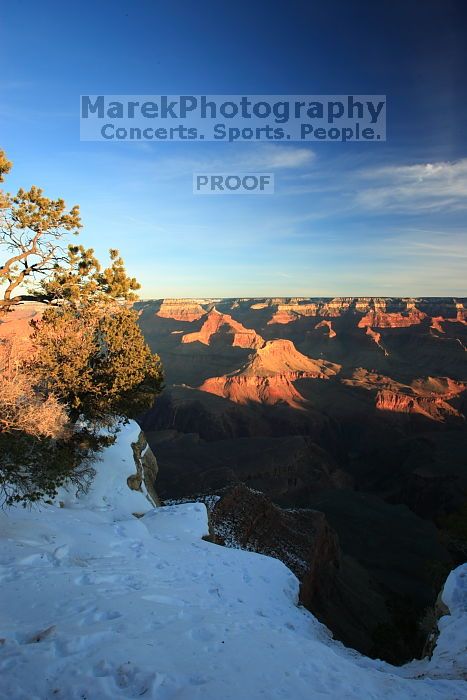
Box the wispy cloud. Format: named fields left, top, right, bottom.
left=356, top=159, right=467, bottom=212
left=240, top=146, right=314, bottom=170
left=74, top=144, right=316, bottom=185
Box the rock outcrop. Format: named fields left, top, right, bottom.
left=320, top=297, right=354, bottom=317
left=375, top=389, right=462, bottom=421
left=200, top=374, right=308, bottom=409
left=358, top=308, right=427, bottom=328
left=268, top=302, right=319, bottom=325
left=431, top=317, right=446, bottom=333
left=199, top=339, right=340, bottom=408
left=129, top=430, right=161, bottom=507
left=315, top=320, right=336, bottom=338
left=455, top=303, right=467, bottom=324
left=182, top=308, right=263, bottom=348
left=208, top=484, right=341, bottom=615
left=156, top=299, right=206, bottom=322
left=267, top=308, right=299, bottom=325
left=363, top=326, right=388, bottom=354
left=344, top=370, right=466, bottom=421
left=223, top=339, right=340, bottom=378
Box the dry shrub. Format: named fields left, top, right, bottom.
left=0, top=336, right=69, bottom=439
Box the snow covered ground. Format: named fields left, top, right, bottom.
left=1, top=422, right=466, bottom=699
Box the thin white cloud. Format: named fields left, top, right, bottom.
left=241, top=146, right=315, bottom=170
left=356, top=159, right=467, bottom=212
left=74, top=144, right=316, bottom=183
left=161, top=144, right=315, bottom=174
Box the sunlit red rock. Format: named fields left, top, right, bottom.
left=156, top=299, right=206, bottom=322
left=363, top=326, right=388, bottom=354
left=268, top=303, right=318, bottom=325
left=411, top=376, right=467, bottom=398
left=354, top=298, right=387, bottom=313
left=267, top=308, right=299, bottom=325
left=358, top=308, right=427, bottom=329
left=344, top=368, right=466, bottom=421
left=431, top=317, right=445, bottom=333
left=181, top=308, right=263, bottom=348
left=455, top=304, right=467, bottom=324
left=315, top=320, right=336, bottom=338
left=375, top=389, right=462, bottom=421
left=199, top=339, right=340, bottom=408
left=320, top=298, right=353, bottom=317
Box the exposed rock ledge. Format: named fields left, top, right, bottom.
left=208, top=484, right=340, bottom=616
left=129, top=429, right=161, bottom=508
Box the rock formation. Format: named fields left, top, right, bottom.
left=267, top=307, right=299, bottom=324
left=199, top=339, right=340, bottom=408
left=363, top=326, right=388, bottom=354
left=268, top=302, right=319, bottom=325
left=344, top=369, right=466, bottom=421
left=455, top=303, right=467, bottom=324
left=431, top=317, right=446, bottom=333
left=358, top=308, right=427, bottom=328
left=181, top=308, right=263, bottom=348
left=156, top=298, right=206, bottom=322
left=375, top=389, right=462, bottom=421
left=208, top=484, right=341, bottom=616
left=315, top=320, right=336, bottom=338
left=320, top=297, right=354, bottom=317
left=129, top=430, right=161, bottom=507
left=354, top=298, right=388, bottom=313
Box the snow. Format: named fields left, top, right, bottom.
left=1, top=422, right=466, bottom=699
left=56, top=421, right=155, bottom=519
left=402, top=564, right=467, bottom=681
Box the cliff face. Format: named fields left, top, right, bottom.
left=456, top=304, right=467, bottom=323
left=358, top=308, right=427, bottom=329
left=343, top=370, right=466, bottom=422
left=206, top=484, right=453, bottom=665
left=256, top=297, right=466, bottom=326
left=200, top=374, right=309, bottom=408
left=129, top=430, right=161, bottom=507
left=208, top=484, right=341, bottom=610
left=156, top=298, right=207, bottom=321
left=320, top=297, right=354, bottom=317
left=268, top=303, right=319, bottom=325
left=141, top=297, right=467, bottom=339
left=375, top=389, right=462, bottom=420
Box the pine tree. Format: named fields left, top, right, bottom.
left=0, top=148, right=164, bottom=504
left=30, top=305, right=163, bottom=424
left=0, top=149, right=81, bottom=309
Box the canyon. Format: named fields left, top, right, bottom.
left=136, top=296, right=467, bottom=663
left=3, top=297, right=464, bottom=665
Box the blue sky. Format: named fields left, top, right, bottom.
left=1, top=0, right=466, bottom=297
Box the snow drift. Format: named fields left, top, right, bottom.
left=0, top=421, right=466, bottom=700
